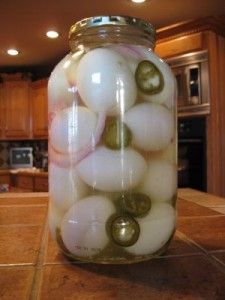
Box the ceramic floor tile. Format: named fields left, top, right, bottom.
left=0, top=206, right=47, bottom=225
left=211, top=251, right=225, bottom=265
left=0, top=226, right=42, bottom=264
left=210, top=207, right=225, bottom=215
left=0, top=266, right=34, bottom=300
left=44, top=232, right=70, bottom=265
left=177, top=199, right=221, bottom=217
left=178, top=188, right=201, bottom=197
left=179, top=192, right=225, bottom=208
left=163, top=232, right=200, bottom=256
left=39, top=256, right=225, bottom=300
left=178, top=215, right=225, bottom=251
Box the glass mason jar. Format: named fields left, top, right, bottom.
left=48, top=16, right=177, bottom=264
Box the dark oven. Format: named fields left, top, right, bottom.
left=178, top=117, right=207, bottom=191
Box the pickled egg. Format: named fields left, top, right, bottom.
left=49, top=106, right=98, bottom=154
left=139, top=159, right=177, bottom=202
left=76, top=48, right=137, bottom=115
left=149, top=142, right=176, bottom=164
left=48, top=53, right=81, bottom=111
left=127, top=202, right=176, bottom=255
left=61, top=195, right=116, bottom=258
left=107, top=44, right=140, bottom=74
left=124, top=103, right=174, bottom=151
left=49, top=163, right=89, bottom=212
left=77, top=146, right=147, bottom=192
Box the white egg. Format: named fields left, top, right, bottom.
left=65, top=50, right=84, bottom=85
left=49, top=106, right=98, bottom=154
left=61, top=195, right=116, bottom=258
left=48, top=204, right=64, bottom=240
left=107, top=44, right=140, bottom=74
left=149, top=142, right=177, bottom=164
left=127, top=202, right=176, bottom=255
left=124, top=103, right=174, bottom=151
left=48, top=53, right=81, bottom=111
left=139, top=159, right=177, bottom=202
left=49, top=163, right=89, bottom=212
left=76, top=48, right=137, bottom=115
left=134, top=46, right=176, bottom=109
left=77, top=146, right=147, bottom=192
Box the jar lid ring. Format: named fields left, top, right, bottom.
left=69, top=15, right=155, bottom=42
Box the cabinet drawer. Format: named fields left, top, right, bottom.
left=0, top=175, right=11, bottom=185
left=17, top=175, right=33, bottom=190
left=34, top=177, right=48, bottom=192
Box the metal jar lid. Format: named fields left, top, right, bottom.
left=69, top=15, right=155, bottom=42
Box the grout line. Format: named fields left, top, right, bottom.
left=0, top=204, right=47, bottom=208
left=0, top=263, right=34, bottom=267
left=29, top=208, right=49, bottom=300
left=178, top=195, right=225, bottom=203
left=0, top=223, right=45, bottom=228
left=178, top=214, right=225, bottom=219
left=209, top=249, right=225, bottom=254
left=176, top=231, right=225, bottom=275
left=209, top=254, right=225, bottom=268
left=178, top=197, right=225, bottom=208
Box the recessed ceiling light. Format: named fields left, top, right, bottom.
left=131, top=0, right=146, bottom=3
left=7, top=49, right=19, bottom=56
left=46, top=30, right=59, bottom=39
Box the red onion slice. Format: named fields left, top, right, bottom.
left=49, top=111, right=106, bottom=168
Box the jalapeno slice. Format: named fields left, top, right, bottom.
left=118, top=192, right=151, bottom=217
left=135, top=60, right=164, bottom=94
left=110, top=215, right=140, bottom=247
left=103, top=119, right=132, bottom=150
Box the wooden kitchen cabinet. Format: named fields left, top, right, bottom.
left=0, top=174, right=11, bottom=185
left=34, top=176, right=48, bottom=192
left=32, top=79, right=48, bottom=138
left=155, top=16, right=225, bottom=197
left=1, top=74, right=31, bottom=139
left=11, top=172, right=48, bottom=192
left=0, top=83, right=5, bottom=139
left=16, top=174, right=33, bottom=191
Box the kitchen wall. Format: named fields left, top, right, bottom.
left=0, top=140, right=47, bottom=169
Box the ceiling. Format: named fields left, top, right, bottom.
left=0, top=0, right=225, bottom=74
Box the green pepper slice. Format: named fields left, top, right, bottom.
left=117, top=192, right=151, bottom=217
left=135, top=60, right=164, bottom=94
left=110, top=214, right=140, bottom=247
left=103, top=119, right=132, bottom=150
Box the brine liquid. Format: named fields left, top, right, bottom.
left=48, top=43, right=177, bottom=264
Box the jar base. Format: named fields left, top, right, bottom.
left=58, top=231, right=175, bottom=265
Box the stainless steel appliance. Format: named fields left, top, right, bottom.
left=167, top=50, right=210, bottom=117
left=10, top=147, right=33, bottom=169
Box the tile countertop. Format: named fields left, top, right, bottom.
left=1, top=189, right=225, bottom=300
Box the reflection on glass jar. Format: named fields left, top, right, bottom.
left=48, top=15, right=177, bottom=264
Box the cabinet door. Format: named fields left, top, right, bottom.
left=0, top=83, right=5, bottom=139
left=16, top=175, right=33, bottom=190
left=34, top=176, right=48, bottom=192
left=4, top=80, right=31, bottom=138
left=32, top=80, right=48, bottom=138
left=0, top=174, right=11, bottom=185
